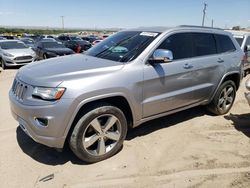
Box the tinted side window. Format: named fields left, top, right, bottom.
left=158, top=33, right=193, bottom=60
left=215, top=34, right=236, bottom=53
left=192, top=33, right=217, bottom=56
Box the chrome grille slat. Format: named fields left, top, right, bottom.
left=11, top=79, right=28, bottom=101
left=14, top=56, right=33, bottom=60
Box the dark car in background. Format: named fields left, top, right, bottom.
left=64, top=40, right=92, bottom=53
left=57, top=35, right=92, bottom=53
left=81, top=35, right=101, bottom=43
left=35, top=41, right=74, bottom=59
left=1, top=36, right=17, bottom=40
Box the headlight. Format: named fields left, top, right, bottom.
left=3, top=52, right=14, bottom=57
left=32, top=87, right=66, bottom=100
left=246, top=79, right=250, bottom=91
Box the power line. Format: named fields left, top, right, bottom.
left=202, top=3, right=208, bottom=26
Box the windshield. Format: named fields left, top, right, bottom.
left=42, top=42, right=65, bottom=48
left=85, top=31, right=160, bottom=62
left=22, top=39, right=34, bottom=44
left=0, top=41, right=28, bottom=49
left=234, top=36, right=244, bottom=47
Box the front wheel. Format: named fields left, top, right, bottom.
left=1, top=59, right=6, bottom=70
left=206, top=80, right=236, bottom=115
left=43, top=53, right=47, bottom=59
left=69, top=104, right=127, bottom=163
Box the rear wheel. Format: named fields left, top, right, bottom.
left=69, top=104, right=127, bottom=163
left=207, top=80, right=236, bottom=115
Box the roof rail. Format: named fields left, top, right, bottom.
left=177, top=25, right=223, bottom=30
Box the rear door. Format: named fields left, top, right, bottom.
left=187, top=32, right=225, bottom=102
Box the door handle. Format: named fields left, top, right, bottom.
left=217, top=58, right=224, bottom=63
left=183, top=63, right=193, bottom=69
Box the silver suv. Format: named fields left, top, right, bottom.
left=9, top=26, right=244, bottom=163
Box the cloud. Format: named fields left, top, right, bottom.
left=0, top=11, right=14, bottom=16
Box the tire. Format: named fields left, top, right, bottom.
left=43, top=53, right=47, bottom=59
left=69, top=104, right=127, bottom=163
left=207, top=80, right=236, bottom=115
left=1, top=59, right=6, bottom=70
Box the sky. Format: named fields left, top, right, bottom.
left=0, top=0, right=249, bottom=29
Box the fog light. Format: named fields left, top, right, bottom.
left=35, top=117, right=48, bottom=127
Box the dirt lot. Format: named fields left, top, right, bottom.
left=1, top=68, right=250, bottom=188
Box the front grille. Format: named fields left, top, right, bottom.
left=14, top=56, right=33, bottom=60
left=12, top=79, right=28, bottom=101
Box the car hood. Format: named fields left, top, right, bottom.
left=17, top=54, right=124, bottom=87
left=46, top=48, right=73, bottom=54
left=4, top=48, right=35, bottom=56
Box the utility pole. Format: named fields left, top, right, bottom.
left=202, top=3, right=207, bottom=27
left=61, top=16, right=64, bottom=31
left=211, top=19, right=214, bottom=28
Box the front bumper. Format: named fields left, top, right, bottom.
left=3, top=56, right=36, bottom=66
left=9, top=91, right=75, bottom=148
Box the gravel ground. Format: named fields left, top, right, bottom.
left=1, top=68, right=250, bottom=188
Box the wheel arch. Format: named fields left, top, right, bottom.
left=63, top=95, right=134, bottom=146
left=210, top=71, right=241, bottom=103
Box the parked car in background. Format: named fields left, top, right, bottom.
left=1, top=36, right=17, bottom=40
left=35, top=41, right=74, bottom=59
left=81, top=36, right=101, bottom=43
left=39, top=38, right=57, bottom=42
left=245, top=78, right=250, bottom=105
left=92, top=39, right=103, bottom=46
left=9, top=26, right=244, bottom=163
left=20, top=38, right=35, bottom=49
left=57, top=35, right=92, bottom=52
left=0, top=36, right=6, bottom=40
left=64, top=40, right=92, bottom=53
left=0, top=40, right=36, bottom=69
left=228, top=30, right=250, bottom=76
left=102, top=35, right=109, bottom=39
left=57, top=35, right=82, bottom=42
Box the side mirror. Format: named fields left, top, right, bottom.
left=148, top=49, right=173, bottom=64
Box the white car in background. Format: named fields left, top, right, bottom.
left=0, top=40, right=37, bottom=70
left=228, top=30, right=250, bottom=76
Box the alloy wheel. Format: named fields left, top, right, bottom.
left=82, top=114, right=122, bottom=156
left=217, top=85, right=235, bottom=113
